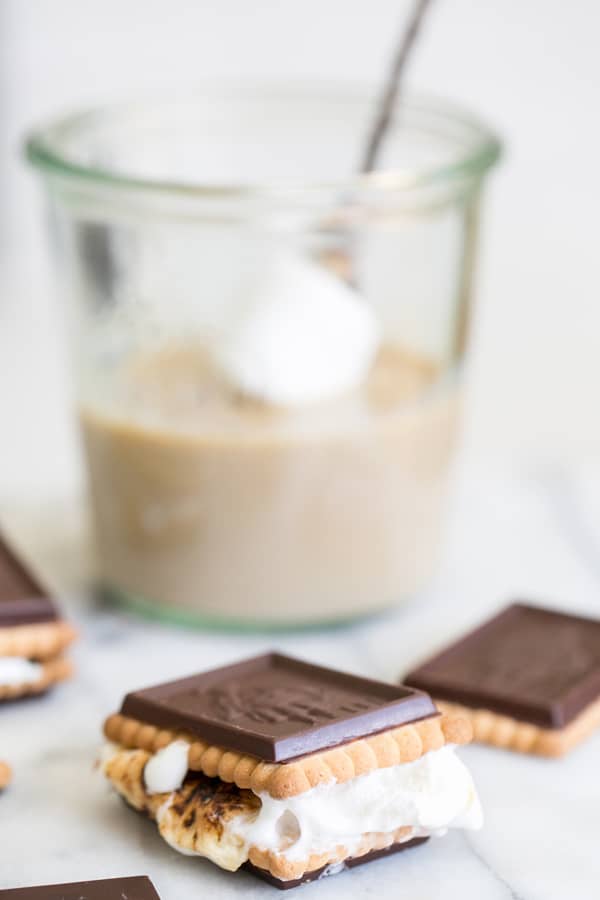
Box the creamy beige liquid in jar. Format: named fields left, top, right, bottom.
left=26, top=90, right=500, bottom=626
left=80, top=343, right=459, bottom=624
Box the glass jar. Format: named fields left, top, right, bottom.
left=26, top=86, right=501, bottom=627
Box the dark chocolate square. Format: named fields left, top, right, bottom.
left=0, top=876, right=160, bottom=899
left=121, top=653, right=436, bottom=762
left=0, top=534, right=57, bottom=626
left=405, top=603, right=600, bottom=728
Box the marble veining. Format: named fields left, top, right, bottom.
left=461, top=833, right=528, bottom=900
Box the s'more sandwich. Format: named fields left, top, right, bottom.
left=0, top=533, right=76, bottom=701
left=102, top=653, right=482, bottom=888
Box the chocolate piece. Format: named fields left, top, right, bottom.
left=405, top=603, right=600, bottom=728
left=121, top=653, right=436, bottom=762
left=244, top=837, right=430, bottom=889
left=0, top=876, right=160, bottom=899
left=0, top=534, right=56, bottom=626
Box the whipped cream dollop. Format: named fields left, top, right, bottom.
left=213, top=253, right=380, bottom=406
left=0, top=657, right=43, bottom=686
left=144, top=739, right=190, bottom=794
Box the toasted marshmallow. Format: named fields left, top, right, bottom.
left=106, top=743, right=481, bottom=873
left=144, top=740, right=190, bottom=794
left=232, top=744, right=482, bottom=862
left=213, top=253, right=380, bottom=406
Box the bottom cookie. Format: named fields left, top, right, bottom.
left=244, top=837, right=430, bottom=890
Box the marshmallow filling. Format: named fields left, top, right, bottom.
left=110, top=742, right=482, bottom=874
left=0, top=656, right=43, bottom=687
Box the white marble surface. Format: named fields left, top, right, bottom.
left=2, top=466, right=600, bottom=898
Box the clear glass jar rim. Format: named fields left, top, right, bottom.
left=24, top=83, right=502, bottom=198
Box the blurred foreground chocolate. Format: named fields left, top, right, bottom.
left=0, top=875, right=160, bottom=899
left=405, top=602, right=600, bottom=756
left=120, top=652, right=437, bottom=761
left=0, top=531, right=76, bottom=701
left=103, top=653, right=482, bottom=886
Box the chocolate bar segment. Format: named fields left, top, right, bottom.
left=0, top=876, right=160, bottom=899
left=405, top=603, right=600, bottom=728
left=0, top=534, right=57, bottom=626
left=121, top=653, right=437, bottom=762
left=244, top=837, right=430, bottom=889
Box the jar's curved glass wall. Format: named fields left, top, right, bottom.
left=27, top=90, right=501, bottom=627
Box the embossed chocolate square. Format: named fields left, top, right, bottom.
left=0, top=876, right=161, bottom=899
left=405, top=603, right=600, bottom=757
left=119, top=652, right=437, bottom=761
left=0, top=533, right=77, bottom=701
left=103, top=653, right=482, bottom=888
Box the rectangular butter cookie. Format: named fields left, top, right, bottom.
left=405, top=603, right=600, bottom=757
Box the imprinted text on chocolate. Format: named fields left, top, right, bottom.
left=121, top=653, right=437, bottom=762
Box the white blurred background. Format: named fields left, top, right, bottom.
left=1, top=0, right=599, bottom=504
